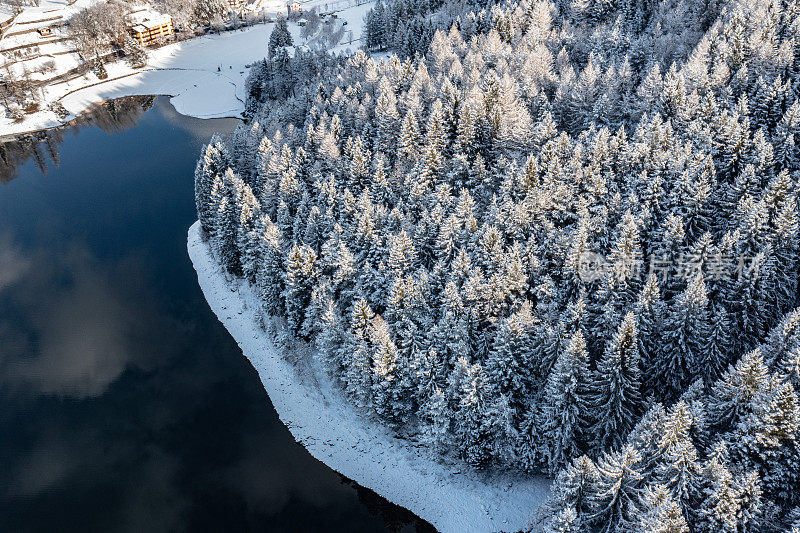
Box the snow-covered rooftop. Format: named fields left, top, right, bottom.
left=127, top=10, right=172, bottom=31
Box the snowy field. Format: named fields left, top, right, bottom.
left=188, top=221, right=551, bottom=533
left=0, top=0, right=101, bottom=29
left=1, top=0, right=371, bottom=137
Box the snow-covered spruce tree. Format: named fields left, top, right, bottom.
left=588, top=445, right=644, bottom=532
left=589, top=311, right=642, bottom=451
left=194, top=135, right=230, bottom=234
left=538, top=330, right=592, bottom=472
left=418, top=385, right=452, bottom=451
left=370, top=313, right=415, bottom=425
left=453, top=357, right=495, bottom=467
left=654, top=273, right=711, bottom=399
left=632, top=484, right=689, bottom=533
left=539, top=454, right=599, bottom=531
left=283, top=242, right=318, bottom=337
left=268, top=17, right=293, bottom=59
left=652, top=402, right=702, bottom=522
left=212, top=170, right=244, bottom=276
left=706, top=348, right=771, bottom=431
left=255, top=221, right=285, bottom=316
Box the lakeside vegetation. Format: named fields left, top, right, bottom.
left=194, top=0, right=800, bottom=529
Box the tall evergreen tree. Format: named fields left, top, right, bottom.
left=195, top=136, right=230, bottom=233
left=283, top=242, right=318, bottom=336
left=656, top=273, right=711, bottom=397
left=590, top=445, right=644, bottom=532
left=539, top=330, right=592, bottom=470
left=590, top=312, right=643, bottom=451
left=540, top=455, right=600, bottom=531
left=633, top=484, right=689, bottom=533
left=268, top=17, right=293, bottom=58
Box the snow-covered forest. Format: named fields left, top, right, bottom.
left=195, top=0, right=800, bottom=529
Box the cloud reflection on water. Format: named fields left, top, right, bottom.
left=0, top=233, right=30, bottom=291
left=0, top=243, right=163, bottom=399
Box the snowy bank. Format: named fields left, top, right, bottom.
left=188, top=220, right=551, bottom=533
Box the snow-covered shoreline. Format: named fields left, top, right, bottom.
left=1, top=0, right=373, bottom=138
left=187, top=220, right=551, bottom=532
left=1, top=25, right=270, bottom=137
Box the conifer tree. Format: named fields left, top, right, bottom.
left=485, top=302, right=536, bottom=412
left=541, top=455, right=600, bottom=531
left=419, top=386, right=451, bottom=450
left=283, top=243, right=318, bottom=336
left=732, top=380, right=800, bottom=474
left=454, top=357, right=495, bottom=467
left=375, top=78, right=400, bottom=152
left=268, top=17, right=293, bottom=58
left=398, top=109, right=420, bottom=164
left=371, top=314, right=408, bottom=424
left=255, top=221, right=285, bottom=316
left=590, top=445, right=644, bottom=532
left=543, top=507, right=580, bottom=533
left=707, top=348, right=770, bottom=429
left=656, top=273, right=711, bottom=397
left=655, top=403, right=702, bottom=504
left=236, top=185, right=261, bottom=282
left=316, top=294, right=347, bottom=376
left=213, top=170, right=244, bottom=276
left=637, top=274, right=665, bottom=393
left=698, top=448, right=742, bottom=533
left=195, top=138, right=230, bottom=233
left=590, top=312, right=643, bottom=451
left=701, top=306, right=733, bottom=388
left=539, top=330, right=592, bottom=470
left=345, top=299, right=376, bottom=408
left=633, top=484, right=689, bottom=533
left=387, top=230, right=417, bottom=276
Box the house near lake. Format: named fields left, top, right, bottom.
left=127, top=10, right=174, bottom=47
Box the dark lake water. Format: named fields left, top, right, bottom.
left=0, top=96, right=431, bottom=532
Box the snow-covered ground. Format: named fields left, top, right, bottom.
left=0, top=0, right=101, bottom=30
left=1, top=0, right=370, bottom=137
left=188, top=221, right=551, bottom=533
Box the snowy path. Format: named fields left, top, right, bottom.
left=188, top=221, right=551, bottom=533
